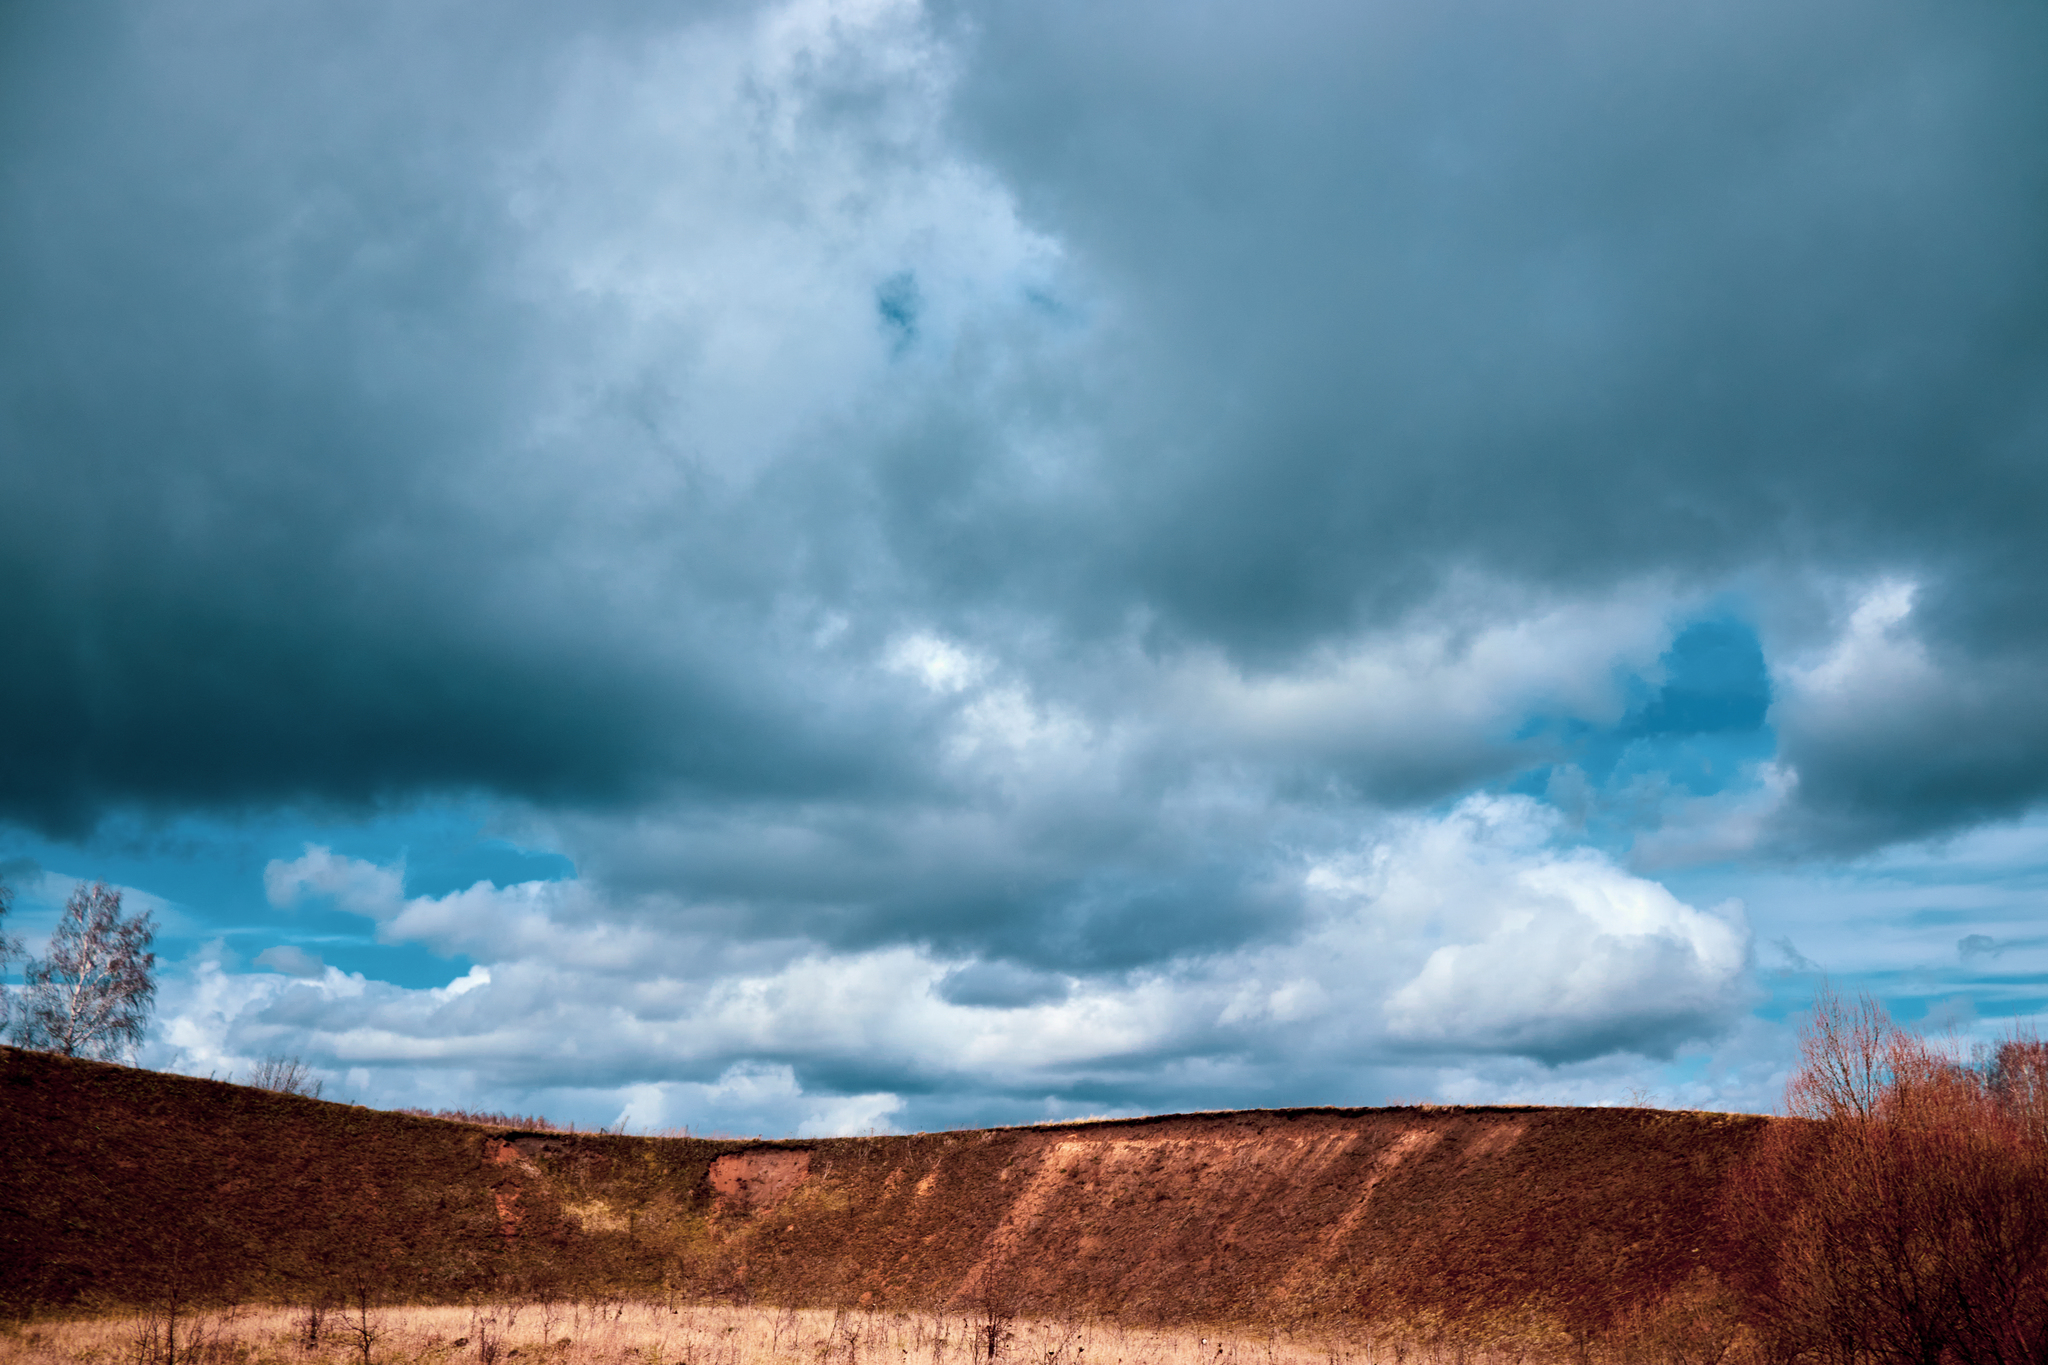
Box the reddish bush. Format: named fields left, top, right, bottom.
left=1730, top=990, right=2048, bottom=1365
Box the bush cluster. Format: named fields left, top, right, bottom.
left=1731, top=989, right=2048, bottom=1365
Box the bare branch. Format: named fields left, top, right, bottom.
left=1783, top=982, right=1892, bottom=1121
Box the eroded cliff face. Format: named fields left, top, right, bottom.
left=625, top=1107, right=1762, bottom=1336
left=1, top=1047, right=1766, bottom=1340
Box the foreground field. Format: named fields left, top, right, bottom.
left=0, top=1304, right=1519, bottom=1365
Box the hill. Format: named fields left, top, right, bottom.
left=1, top=1046, right=1770, bottom=1345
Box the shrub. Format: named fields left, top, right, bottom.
left=247, top=1054, right=325, bottom=1099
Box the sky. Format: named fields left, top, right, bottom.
left=2, top=0, right=2046, bottom=1137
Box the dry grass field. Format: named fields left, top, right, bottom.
left=0, top=1303, right=1514, bottom=1365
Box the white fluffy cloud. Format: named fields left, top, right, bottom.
left=146, top=801, right=1751, bottom=1131
left=1370, top=801, right=1751, bottom=1060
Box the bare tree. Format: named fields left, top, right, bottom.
left=967, top=1261, right=1016, bottom=1363
left=342, top=1273, right=381, bottom=1365
left=20, top=880, right=157, bottom=1060
left=1783, top=982, right=1892, bottom=1121
left=247, top=1054, right=325, bottom=1098
left=1987, top=1028, right=2048, bottom=1149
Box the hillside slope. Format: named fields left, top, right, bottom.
left=1, top=1047, right=1768, bottom=1339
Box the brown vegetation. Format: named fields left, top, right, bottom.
left=1725, top=991, right=2048, bottom=1365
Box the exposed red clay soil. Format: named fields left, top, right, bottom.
left=710, top=1150, right=812, bottom=1211
left=0, top=1046, right=1772, bottom=1341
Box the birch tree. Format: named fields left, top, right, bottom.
left=21, top=880, right=157, bottom=1060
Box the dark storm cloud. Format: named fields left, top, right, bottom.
left=935, top=960, right=1070, bottom=1008
left=1777, top=660, right=2048, bottom=852
left=925, top=0, right=2048, bottom=849
left=567, top=788, right=1313, bottom=972
left=5, top=0, right=2046, bottom=880
left=935, top=0, right=2048, bottom=658
left=0, top=0, right=928, bottom=833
